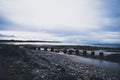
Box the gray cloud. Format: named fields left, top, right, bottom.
left=0, top=34, right=15, bottom=37
left=0, top=0, right=120, bottom=44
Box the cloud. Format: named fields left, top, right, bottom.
left=0, top=0, right=104, bottom=32
left=88, top=32, right=120, bottom=43
left=101, top=17, right=120, bottom=32
left=0, top=30, right=120, bottom=44
left=0, top=0, right=120, bottom=44
left=64, top=31, right=120, bottom=44
left=98, top=0, right=120, bottom=32
left=0, top=34, right=15, bottom=37
left=100, top=0, right=120, bottom=17
left=0, top=16, right=14, bottom=30
left=0, top=30, right=65, bottom=41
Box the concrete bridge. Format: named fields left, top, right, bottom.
left=18, top=45, right=104, bottom=59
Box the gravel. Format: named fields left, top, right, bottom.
left=0, top=47, right=120, bottom=80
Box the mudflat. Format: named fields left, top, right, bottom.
left=0, top=45, right=120, bottom=80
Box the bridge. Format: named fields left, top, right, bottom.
left=18, top=45, right=104, bottom=59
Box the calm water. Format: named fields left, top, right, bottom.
left=74, top=55, right=120, bottom=72
left=1, top=42, right=120, bottom=48
left=59, top=53, right=120, bottom=72
left=0, top=42, right=79, bottom=45
left=93, top=44, right=120, bottom=48
left=85, top=50, right=120, bottom=56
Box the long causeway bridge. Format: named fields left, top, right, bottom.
left=20, top=45, right=106, bottom=59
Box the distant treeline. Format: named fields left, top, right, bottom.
left=0, top=40, right=61, bottom=43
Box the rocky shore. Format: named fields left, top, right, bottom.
left=0, top=45, right=120, bottom=80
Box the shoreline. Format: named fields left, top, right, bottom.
left=0, top=44, right=120, bottom=80
left=0, top=44, right=120, bottom=63
left=64, top=54, right=120, bottom=72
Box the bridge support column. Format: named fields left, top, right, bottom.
left=83, top=50, right=87, bottom=56
left=68, top=50, right=73, bottom=55
left=75, top=49, right=79, bottom=55
left=91, top=51, right=95, bottom=57
left=51, top=47, right=54, bottom=52
left=55, top=49, right=60, bottom=53
left=44, top=47, right=48, bottom=51
left=37, top=47, right=40, bottom=50
left=63, top=49, right=67, bottom=54
left=99, top=52, right=104, bottom=58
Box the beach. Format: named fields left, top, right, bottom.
left=0, top=44, right=120, bottom=80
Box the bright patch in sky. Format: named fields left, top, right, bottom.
left=0, top=0, right=103, bottom=31
left=0, top=30, right=65, bottom=41
left=0, top=0, right=120, bottom=44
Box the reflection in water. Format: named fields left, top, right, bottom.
left=62, top=54, right=120, bottom=72
left=99, top=60, right=103, bottom=64
left=0, top=42, right=79, bottom=45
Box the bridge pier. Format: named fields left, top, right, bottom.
left=55, top=49, right=60, bottom=53
left=91, top=51, right=95, bottom=57
left=63, top=49, right=67, bottom=54
left=44, top=47, right=48, bottom=51
left=51, top=47, right=54, bottom=52
left=37, top=47, right=41, bottom=50
left=83, top=50, right=87, bottom=56
left=68, top=50, right=73, bottom=55
left=75, top=49, right=79, bottom=55
left=99, top=52, right=104, bottom=58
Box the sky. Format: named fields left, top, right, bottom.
left=0, top=0, right=120, bottom=44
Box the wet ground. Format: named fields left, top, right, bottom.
left=0, top=45, right=120, bottom=80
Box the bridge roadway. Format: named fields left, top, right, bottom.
left=19, top=45, right=105, bottom=59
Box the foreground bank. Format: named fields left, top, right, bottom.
left=0, top=45, right=120, bottom=80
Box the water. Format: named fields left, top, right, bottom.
left=85, top=50, right=120, bottom=56
left=60, top=53, right=120, bottom=72
left=0, top=42, right=78, bottom=45
left=74, top=55, right=120, bottom=72
left=93, top=44, right=120, bottom=48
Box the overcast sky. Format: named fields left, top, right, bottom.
left=0, top=0, right=120, bottom=44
